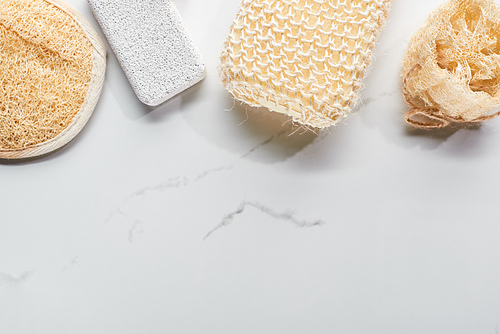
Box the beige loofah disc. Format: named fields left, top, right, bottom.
left=402, top=0, right=500, bottom=129
left=0, top=0, right=106, bottom=159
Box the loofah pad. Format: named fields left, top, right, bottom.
left=0, top=0, right=106, bottom=159
left=88, top=0, right=206, bottom=106
left=403, top=0, right=500, bottom=129
left=219, top=0, right=393, bottom=129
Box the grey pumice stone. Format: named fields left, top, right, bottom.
left=88, top=0, right=206, bottom=106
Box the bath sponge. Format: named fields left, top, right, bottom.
left=403, top=0, right=500, bottom=129
left=220, top=0, right=393, bottom=129
left=0, top=0, right=106, bottom=159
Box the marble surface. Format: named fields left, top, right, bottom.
left=2, top=0, right=500, bottom=333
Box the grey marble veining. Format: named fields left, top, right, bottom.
left=0, top=271, right=33, bottom=285
left=204, top=200, right=326, bottom=240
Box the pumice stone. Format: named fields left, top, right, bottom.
left=88, top=0, right=206, bottom=106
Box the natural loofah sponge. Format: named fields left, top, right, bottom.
left=403, top=0, right=500, bottom=129
left=220, top=0, right=393, bottom=129
left=0, top=0, right=106, bottom=159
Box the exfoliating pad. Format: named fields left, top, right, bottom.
left=219, top=0, right=393, bottom=129
left=403, top=0, right=500, bottom=129
left=0, top=0, right=106, bottom=160
left=88, top=0, right=206, bottom=106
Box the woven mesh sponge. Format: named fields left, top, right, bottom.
left=220, top=0, right=393, bottom=129
left=0, top=0, right=105, bottom=159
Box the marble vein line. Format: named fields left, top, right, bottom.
left=194, top=128, right=290, bottom=182
left=104, top=176, right=189, bottom=224
left=62, top=256, right=79, bottom=272
left=104, top=207, right=126, bottom=224
left=204, top=200, right=326, bottom=240
left=358, top=91, right=393, bottom=110
left=240, top=129, right=289, bottom=159
left=0, top=271, right=33, bottom=285
left=194, top=164, right=235, bottom=182
left=128, top=220, right=145, bottom=243
left=129, top=176, right=189, bottom=199
left=105, top=128, right=290, bottom=224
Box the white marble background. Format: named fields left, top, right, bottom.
left=2, top=0, right=500, bottom=333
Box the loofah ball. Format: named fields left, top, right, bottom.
left=0, top=0, right=106, bottom=159
left=402, top=0, right=500, bottom=129
left=220, top=0, right=393, bottom=129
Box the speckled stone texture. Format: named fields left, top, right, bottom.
left=88, top=0, right=205, bottom=106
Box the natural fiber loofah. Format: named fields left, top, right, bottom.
left=402, top=0, right=500, bottom=129
left=0, top=0, right=106, bottom=159
left=220, top=0, right=393, bottom=129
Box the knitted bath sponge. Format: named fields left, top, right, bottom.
left=220, top=0, right=393, bottom=129
left=403, top=0, right=500, bottom=129
left=0, top=0, right=105, bottom=159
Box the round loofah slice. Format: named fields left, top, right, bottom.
left=402, top=0, right=500, bottom=129
left=0, top=0, right=106, bottom=159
